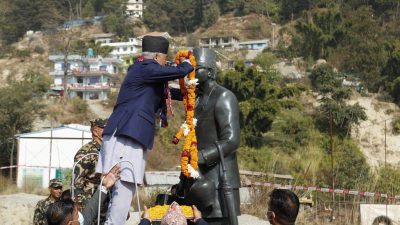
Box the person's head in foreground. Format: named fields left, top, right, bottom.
left=45, top=166, right=120, bottom=225
left=142, top=35, right=169, bottom=66
left=267, top=189, right=300, bottom=225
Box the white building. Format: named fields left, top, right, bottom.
left=48, top=54, right=122, bottom=100
left=239, top=39, right=270, bottom=50
left=126, top=0, right=143, bottom=18
left=90, top=33, right=115, bottom=44
left=199, top=36, right=240, bottom=51
left=16, top=125, right=92, bottom=189
left=101, top=37, right=142, bottom=59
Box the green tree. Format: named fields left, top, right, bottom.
left=294, top=7, right=343, bottom=60
left=338, top=6, right=386, bottom=91
left=0, top=71, right=51, bottom=177
left=220, top=57, right=304, bottom=147
left=310, top=65, right=367, bottom=136
left=0, top=0, right=62, bottom=44
left=202, top=1, right=220, bottom=27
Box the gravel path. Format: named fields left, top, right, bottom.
left=0, top=193, right=270, bottom=225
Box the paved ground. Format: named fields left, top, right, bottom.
left=0, top=193, right=269, bottom=225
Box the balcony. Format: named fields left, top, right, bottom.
left=72, top=69, right=114, bottom=77
left=69, top=83, right=111, bottom=91
left=49, top=70, right=72, bottom=76
left=49, top=54, right=82, bottom=61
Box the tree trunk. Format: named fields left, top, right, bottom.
left=67, top=0, right=73, bottom=20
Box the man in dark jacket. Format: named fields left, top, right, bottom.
left=96, top=35, right=193, bottom=224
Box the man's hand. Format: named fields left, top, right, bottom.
left=142, top=206, right=151, bottom=221
left=102, top=165, right=120, bottom=189
left=192, top=205, right=202, bottom=222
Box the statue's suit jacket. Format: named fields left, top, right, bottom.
left=103, top=59, right=193, bottom=149
left=192, top=83, right=241, bottom=218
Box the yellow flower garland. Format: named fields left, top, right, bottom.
left=172, top=50, right=198, bottom=178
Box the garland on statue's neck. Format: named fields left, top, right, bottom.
left=172, top=50, right=199, bottom=179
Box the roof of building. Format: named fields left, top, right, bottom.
left=89, top=33, right=115, bottom=39
left=15, top=125, right=91, bottom=138
left=239, top=39, right=270, bottom=45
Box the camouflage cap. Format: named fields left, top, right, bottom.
left=49, top=178, right=63, bottom=188
left=90, top=118, right=108, bottom=128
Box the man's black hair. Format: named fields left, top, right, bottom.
left=46, top=199, right=75, bottom=225
left=61, top=189, right=71, bottom=201
left=269, top=189, right=300, bottom=225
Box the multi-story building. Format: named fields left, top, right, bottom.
left=48, top=53, right=122, bottom=100
left=126, top=0, right=143, bottom=18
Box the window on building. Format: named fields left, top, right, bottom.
left=131, top=47, right=133, bottom=51
left=123, top=47, right=127, bottom=51
left=223, top=38, right=229, bottom=43
left=100, top=65, right=107, bottom=71
left=61, top=63, right=71, bottom=70
left=89, top=77, right=100, bottom=84
left=89, top=92, right=99, bottom=100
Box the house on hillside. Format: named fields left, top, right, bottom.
left=16, top=125, right=92, bottom=189
left=199, top=36, right=240, bottom=51
left=101, top=37, right=142, bottom=60
left=239, top=39, right=270, bottom=51
left=48, top=53, right=122, bottom=100
left=126, top=0, right=144, bottom=18
left=90, top=33, right=115, bottom=44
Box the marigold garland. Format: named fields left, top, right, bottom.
left=172, top=50, right=199, bottom=178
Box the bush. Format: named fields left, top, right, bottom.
left=13, top=49, right=31, bottom=58
left=265, top=108, right=314, bottom=152
left=71, top=97, right=89, bottom=114
left=33, top=46, right=45, bottom=54
left=391, top=117, right=400, bottom=135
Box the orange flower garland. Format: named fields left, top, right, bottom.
left=172, top=50, right=199, bottom=178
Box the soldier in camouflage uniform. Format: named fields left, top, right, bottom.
left=33, top=178, right=63, bottom=225
left=73, top=118, right=108, bottom=224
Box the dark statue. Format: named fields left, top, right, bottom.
left=175, top=48, right=241, bottom=225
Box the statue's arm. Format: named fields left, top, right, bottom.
left=200, top=91, right=240, bottom=167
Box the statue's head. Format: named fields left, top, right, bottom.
left=193, top=48, right=217, bottom=82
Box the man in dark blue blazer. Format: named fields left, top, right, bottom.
left=96, top=35, right=193, bottom=224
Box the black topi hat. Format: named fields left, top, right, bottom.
left=142, top=35, right=169, bottom=54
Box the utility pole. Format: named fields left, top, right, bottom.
left=329, top=111, right=335, bottom=222
left=385, top=120, right=388, bottom=216
left=271, top=22, right=276, bottom=50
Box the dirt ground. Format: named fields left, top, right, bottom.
left=0, top=192, right=269, bottom=225
left=349, top=94, right=400, bottom=168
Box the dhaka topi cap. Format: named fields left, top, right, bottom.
left=142, top=35, right=169, bottom=54
left=49, top=178, right=63, bottom=188
left=90, top=118, right=108, bottom=128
